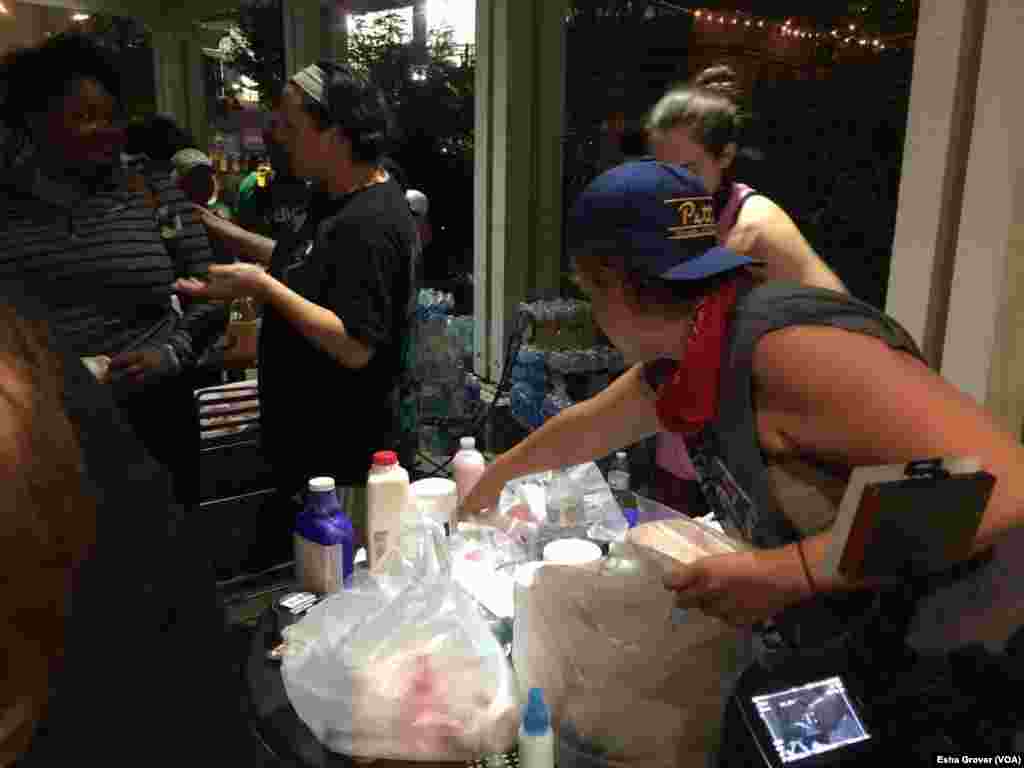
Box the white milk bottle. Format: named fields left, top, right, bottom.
left=366, top=450, right=410, bottom=570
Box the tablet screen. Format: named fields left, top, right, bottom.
left=751, top=676, right=871, bottom=763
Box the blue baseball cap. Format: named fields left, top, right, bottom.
left=568, top=160, right=753, bottom=281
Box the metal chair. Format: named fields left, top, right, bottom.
left=193, top=379, right=286, bottom=584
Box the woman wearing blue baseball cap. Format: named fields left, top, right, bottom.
left=461, top=160, right=1024, bottom=667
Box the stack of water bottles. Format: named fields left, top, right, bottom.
left=413, top=290, right=484, bottom=457
left=540, top=373, right=574, bottom=424
left=510, top=346, right=547, bottom=430
left=415, top=291, right=464, bottom=421
left=416, top=288, right=455, bottom=322
left=519, top=299, right=597, bottom=351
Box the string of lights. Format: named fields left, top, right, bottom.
left=684, top=7, right=904, bottom=52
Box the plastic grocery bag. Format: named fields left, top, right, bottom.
left=515, top=516, right=752, bottom=768
left=280, top=523, right=520, bottom=762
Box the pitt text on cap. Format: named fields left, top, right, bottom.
left=666, top=196, right=716, bottom=240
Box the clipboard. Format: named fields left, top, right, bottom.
left=824, top=457, right=996, bottom=582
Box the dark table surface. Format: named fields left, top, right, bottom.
left=244, top=603, right=519, bottom=768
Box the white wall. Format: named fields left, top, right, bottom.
left=942, top=0, right=1024, bottom=433
left=885, top=0, right=985, bottom=368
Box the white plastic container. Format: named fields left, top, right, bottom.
left=366, top=450, right=410, bottom=571
left=410, top=477, right=458, bottom=535
left=453, top=436, right=486, bottom=507
left=542, top=538, right=603, bottom=566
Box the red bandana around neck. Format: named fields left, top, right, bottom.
left=655, top=277, right=741, bottom=436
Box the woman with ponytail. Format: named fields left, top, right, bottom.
left=648, top=65, right=844, bottom=291
left=646, top=65, right=846, bottom=512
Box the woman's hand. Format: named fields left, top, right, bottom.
left=174, top=263, right=271, bottom=302
left=663, top=547, right=810, bottom=627
left=457, top=466, right=507, bottom=519
left=108, top=345, right=179, bottom=387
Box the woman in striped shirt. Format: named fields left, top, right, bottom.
left=0, top=34, right=227, bottom=500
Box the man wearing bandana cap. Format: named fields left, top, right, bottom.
left=177, top=62, right=419, bottom=549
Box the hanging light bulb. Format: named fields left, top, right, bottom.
left=849, top=24, right=856, bottom=31
left=758, top=20, right=764, bottom=28
left=695, top=10, right=702, bottom=18
left=732, top=17, right=738, bottom=25
left=719, top=15, right=725, bottom=23
left=745, top=19, right=751, bottom=27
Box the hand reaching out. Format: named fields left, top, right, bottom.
left=174, top=263, right=270, bottom=302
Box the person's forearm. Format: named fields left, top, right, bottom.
left=489, top=364, right=660, bottom=488
left=259, top=274, right=372, bottom=369
left=236, top=229, right=276, bottom=266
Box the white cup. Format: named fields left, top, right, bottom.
left=542, top=538, right=603, bottom=566
left=410, top=478, right=458, bottom=535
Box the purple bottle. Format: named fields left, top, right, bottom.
left=294, top=476, right=354, bottom=594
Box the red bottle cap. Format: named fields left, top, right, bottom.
left=372, top=450, right=398, bottom=467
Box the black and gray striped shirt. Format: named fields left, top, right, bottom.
left=0, top=167, right=225, bottom=362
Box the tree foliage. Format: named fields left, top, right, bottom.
left=224, top=0, right=287, bottom=109
left=346, top=12, right=475, bottom=163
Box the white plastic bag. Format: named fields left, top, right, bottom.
left=484, top=462, right=628, bottom=555
left=515, top=516, right=752, bottom=767
left=281, top=524, right=520, bottom=762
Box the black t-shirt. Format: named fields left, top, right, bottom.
left=259, top=179, right=418, bottom=490
left=236, top=171, right=312, bottom=243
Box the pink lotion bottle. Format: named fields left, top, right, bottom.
left=453, top=436, right=486, bottom=508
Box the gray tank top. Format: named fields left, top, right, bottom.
left=687, top=281, right=922, bottom=549
left=680, top=281, right=924, bottom=648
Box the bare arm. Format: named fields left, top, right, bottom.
left=729, top=196, right=847, bottom=293
left=460, top=363, right=662, bottom=514
left=176, top=265, right=374, bottom=369
left=759, top=326, right=1024, bottom=595
left=192, top=204, right=277, bottom=266
left=668, top=325, right=1024, bottom=625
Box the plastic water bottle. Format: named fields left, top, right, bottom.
left=518, top=688, right=554, bottom=768
left=453, top=436, right=486, bottom=507
left=608, top=451, right=638, bottom=527
left=294, top=477, right=354, bottom=594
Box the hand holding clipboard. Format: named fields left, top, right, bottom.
left=825, top=457, right=996, bottom=582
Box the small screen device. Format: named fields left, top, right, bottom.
left=737, top=674, right=876, bottom=767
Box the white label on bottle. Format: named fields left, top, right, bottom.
left=294, top=535, right=342, bottom=595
